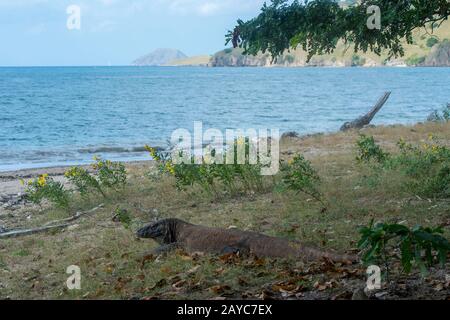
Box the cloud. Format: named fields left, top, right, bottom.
left=0, top=0, right=49, bottom=7
left=86, top=0, right=265, bottom=17
left=162, top=0, right=265, bottom=16
left=27, top=23, right=47, bottom=35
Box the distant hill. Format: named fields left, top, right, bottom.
left=132, top=48, right=187, bottom=66
left=133, top=20, right=450, bottom=68
left=165, top=55, right=211, bottom=66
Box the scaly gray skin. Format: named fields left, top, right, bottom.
left=137, top=218, right=186, bottom=254
left=137, top=219, right=358, bottom=263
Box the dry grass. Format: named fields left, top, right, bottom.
left=0, top=122, right=449, bottom=300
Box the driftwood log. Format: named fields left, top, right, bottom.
left=340, top=92, right=391, bottom=131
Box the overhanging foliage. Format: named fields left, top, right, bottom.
left=226, top=0, right=450, bottom=61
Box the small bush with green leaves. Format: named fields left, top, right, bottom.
left=280, top=154, right=322, bottom=202
left=92, top=157, right=127, bottom=190
left=405, top=54, right=426, bottom=66
left=356, top=134, right=389, bottom=164
left=23, top=174, right=70, bottom=208
left=65, top=157, right=127, bottom=198
left=426, top=37, right=439, bottom=48
left=393, top=137, right=450, bottom=198
left=112, top=207, right=132, bottom=229
left=359, top=221, right=450, bottom=275
left=65, top=167, right=104, bottom=197
left=356, top=135, right=450, bottom=199
left=145, top=139, right=266, bottom=197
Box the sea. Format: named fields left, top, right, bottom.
left=0, top=66, right=449, bottom=171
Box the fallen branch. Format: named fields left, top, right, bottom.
left=0, top=204, right=104, bottom=239
left=341, top=92, right=391, bottom=131
left=43, top=204, right=104, bottom=227
left=0, top=223, right=73, bottom=239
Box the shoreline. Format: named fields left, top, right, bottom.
left=0, top=159, right=153, bottom=180
left=0, top=160, right=153, bottom=201
left=0, top=120, right=446, bottom=199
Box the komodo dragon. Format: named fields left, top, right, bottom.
left=137, top=219, right=358, bottom=263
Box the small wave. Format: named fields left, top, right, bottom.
left=77, top=145, right=164, bottom=154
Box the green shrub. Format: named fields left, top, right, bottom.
left=23, top=174, right=70, bottom=208
left=93, top=158, right=127, bottom=190
left=405, top=54, right=426, bottom=66
left=280, top=154, right=322, bottom=202
left=356, top=134, right=389, bottom=164
left=426, top=37, right=439, bottom=48
left=356, top=135, right=450, bottom=198
left=283, top=54, right=295, bottom=64
left=145, top=139, right=266, bottom=197
left=113, top=207, right=132, bottom=229
left=393, top=137, right=450, bottom=198
left=65, top=167, right=105, bottom=197
left=65, top=157, right=127, bottom=198
left=351, top=54, right=366, bottom=66
left=359, top=221, right=450, bottom=274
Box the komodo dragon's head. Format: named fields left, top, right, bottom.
left=137, top=219, right=186, bottom=244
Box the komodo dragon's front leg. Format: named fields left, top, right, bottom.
left=220, top=237, right=251, bottom=256
left=152, top=243, right=180, bottom=255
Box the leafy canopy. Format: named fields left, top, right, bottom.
left=226, top=0, right=450, bottom=61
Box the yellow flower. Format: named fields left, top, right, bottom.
left=38, top=174, right=48, bottom=187
left=65, top=168, right=77, bottom=178
left=19, top=179, right=25, bottom=186
left=428, top=134, right=434, bottom=141
left=145, top=145, right=160, bottom=161
left=165, top=162, right=175, bottom=175
left=236, top=137, right=246, bottom=146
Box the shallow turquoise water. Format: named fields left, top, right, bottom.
left=0, top=66, right=449, bottom=171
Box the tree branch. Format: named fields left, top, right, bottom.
left=0, top=204, right=104, bottom=239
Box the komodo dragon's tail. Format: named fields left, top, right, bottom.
left=298, top=245, right=359, bottom=264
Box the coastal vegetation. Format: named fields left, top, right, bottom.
left=227, top=0, right=450, bottom=61
left=134, top=15, right=450, bottom=68
left=24, top=157, right=127, bottom=208
left=1, top=121, right=449, bottom=299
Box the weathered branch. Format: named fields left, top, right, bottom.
left=341, top=92, right=391, bottom=131
left=0, top=204, right=104, bottom=239
left=43, top=204, right=104, bottom=227
left=0, top=223, right=72, bottom=239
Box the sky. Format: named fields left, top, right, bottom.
left=0, top=0, right=267, bottom=66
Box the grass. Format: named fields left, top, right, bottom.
left=0, top=122, right=449, bottom=300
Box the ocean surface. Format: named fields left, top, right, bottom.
left=0, top=66, right=449, bottom=171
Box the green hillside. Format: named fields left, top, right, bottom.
left=210, top=20, right=450, bottom=67
left=165, top=55, right=211, bottom=66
